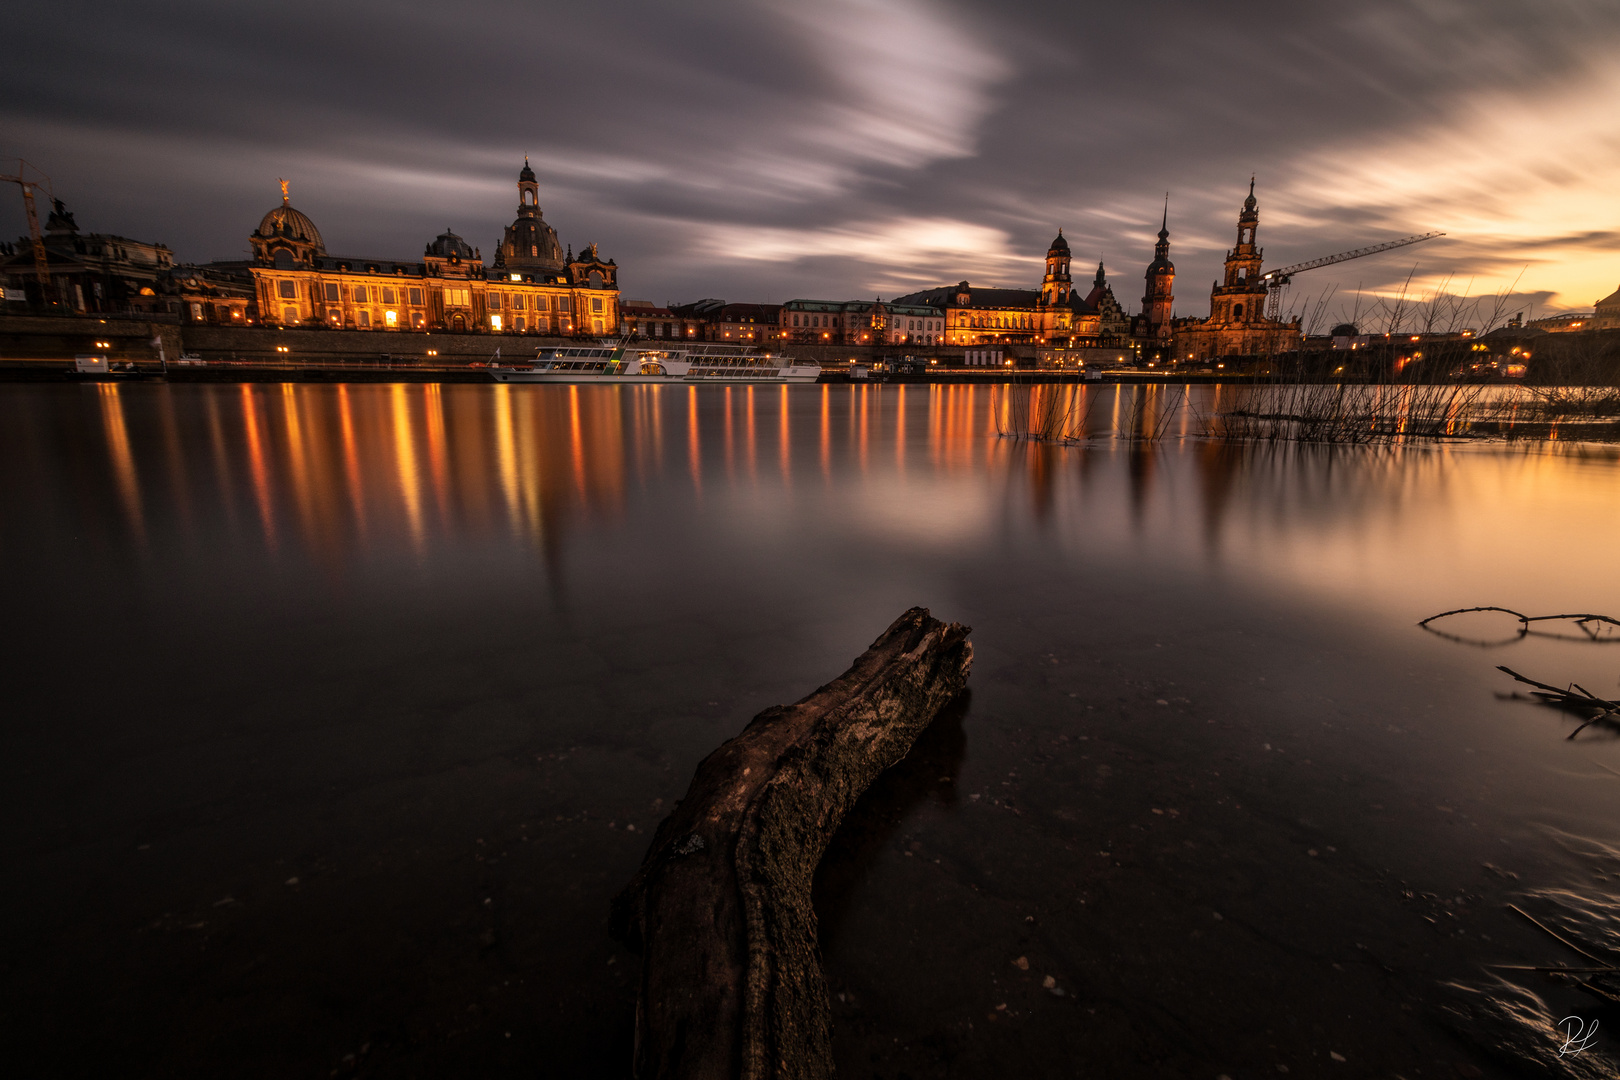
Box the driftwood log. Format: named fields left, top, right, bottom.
left=610, top=607, right=973, bottom=1080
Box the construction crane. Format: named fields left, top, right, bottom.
left=0, top=159, right=52, bottom=300
left=1262, top=231, right=1445, bottom=318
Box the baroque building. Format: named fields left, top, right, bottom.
left=245, top=166, right=619, bottom=336
left=0, top=198, right=173, bottom=315
left=892, top=232, right=1104, bottom=347
left=1175, top=181, right=1301, bottom=361
left=1083, top=262, right=1131, bottom=342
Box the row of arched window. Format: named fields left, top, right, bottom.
left=962, top=313, right=1032, bottom=330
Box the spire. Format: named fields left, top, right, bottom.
left=1243, top=177, right=1258, bottom=213
left=1095, top=260, right=1106, bottom=287
left=1159, top=194, right=1169, bottom=239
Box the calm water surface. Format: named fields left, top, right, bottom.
left=5, top=381, right=1620, bottom=1078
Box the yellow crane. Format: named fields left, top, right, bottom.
left=0, top=159, right=53, bottom=295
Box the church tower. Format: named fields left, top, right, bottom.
left=1141, top=201, right=1174, bottom=345
left=1041, top=230, right=1071, bottom=305
left=498, top=157, right=564, bottom=275
left=1208, top=179, right=1269, bottom=326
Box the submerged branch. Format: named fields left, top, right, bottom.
left=609, top=607, right=973, bottom=1080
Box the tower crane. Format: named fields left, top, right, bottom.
left=1262, top=231, right=1445, bottom=318
left=0, top=159, right=52, bottom=300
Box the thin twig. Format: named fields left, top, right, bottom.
left=1508, top=904, right=1616, bottom=965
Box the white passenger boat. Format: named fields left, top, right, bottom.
left=488, top=343, right=820, bottom=384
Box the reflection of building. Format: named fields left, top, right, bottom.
left=1175, top=181, right=1301, bottom=361
left=245, top=166, right=619, bottom=336
left=778, top=298, right=943, bottom=345
left=1592, top=286, right=1620, bottom=331
left=0, top=198, right=173, bottom=314
left=892, top=233, right=1106, bottom=347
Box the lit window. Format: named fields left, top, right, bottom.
left=515, top=316, right=526, bottom=331
left=412, top=312, right=425, bottom=328
left=491, top=314, right=503, bottom=330
left=190, top=302, right=203, bottom=321
left=358, top=311, right=370, bottom=327
left=283, top=305, right=298, bottom=324
left=328, top=311, right=341, bottom=324
left=384, top=310, right=398, bottom=327
left=511, top=296, right=524, bottom=310
left=591, top=298, right=603, bottom=313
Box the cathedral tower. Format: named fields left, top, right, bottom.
left=1141, top=201, right=1174, bottom=345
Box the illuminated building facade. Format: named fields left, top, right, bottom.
left=892, top=233, right=1104, bottom=347
left=1083, top=261, right=1131, bottom=342
left=1133, top=206, right=1175, bottom=352
left=778, top=299, right=943, bottom=345
left=246, top=167, right=619, bottom=336
left=1175, top=181, right=1301, bottom=361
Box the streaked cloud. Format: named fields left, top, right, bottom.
left=1, top=0, right=1616, bottom=315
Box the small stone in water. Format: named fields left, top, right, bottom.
left=1013, top=956, right=1029, bottom=970
left=1329, top=1051, right=1346, bottom=1062
left=1042, top=975, right=1056, bottom=989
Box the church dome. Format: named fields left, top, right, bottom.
left=255, top=203, right=324, bottom=252
left=1047, top=231, right=1070, bottom=254
left=427, top=229, right=475, bottom=259
left=519, top=158, right=536, bottom=183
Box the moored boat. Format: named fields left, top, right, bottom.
left=489, top=342, right=819, bottom=384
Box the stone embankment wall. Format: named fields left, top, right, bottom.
left=0, top=316, right=1044, bottom=367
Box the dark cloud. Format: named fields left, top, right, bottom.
left=3, top=0, right=1616, bottom=313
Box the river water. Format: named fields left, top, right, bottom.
left=4, top=380, right=1620, bottom=1078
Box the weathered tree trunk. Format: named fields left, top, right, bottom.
left=610, top=607, right=973, bottom=1080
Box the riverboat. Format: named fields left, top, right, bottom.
left=488, top=343, right=820, bottom=385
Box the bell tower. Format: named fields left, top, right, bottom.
left=518, top=156, right=539, bottom=210
left=1141, top=199, right=1174, bottom=345
left=1042, top=230, right=1071, bottom=305
left=1210, top=179, right=1269, bottom=325
left=500, top=157, right=564, bottom=274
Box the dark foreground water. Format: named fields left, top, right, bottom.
left=5, top=381, right=1620, bottom=1078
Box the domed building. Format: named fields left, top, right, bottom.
left=243, top=169, right=619, bottom=335
left=249, top=182, right=325, bottom=269
left=425, top=229, right=476, bottom=261
left=495, top=158, right=565, bottom=276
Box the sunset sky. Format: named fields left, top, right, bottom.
left=4, top=0, right=1617, bottom=327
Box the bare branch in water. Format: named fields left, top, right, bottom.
left=1418, top=607, right=1620, bottom=646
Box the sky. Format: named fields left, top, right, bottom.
left=3, top=0, right=1618, bottom=328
